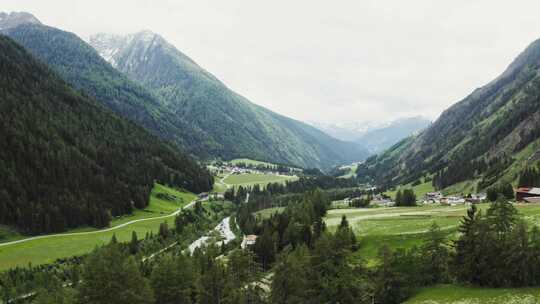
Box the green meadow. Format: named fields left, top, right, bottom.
left=0, top=184, right=196, bottom=271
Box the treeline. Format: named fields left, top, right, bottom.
left=395, top=189, right=416, bottom=206
left=0, top=35, right=212, bottom=234
left=224, top=175, right=362, bottom=204
left=518, top=165, right=540, bottom=187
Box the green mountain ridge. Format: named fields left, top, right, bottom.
left=0, top=34, right=212, bottom=234
left=89, top=31, right=368, bottom=169
left=357, top=38, right=540, bottom=191
left=2, top=23, right=215, bottom=158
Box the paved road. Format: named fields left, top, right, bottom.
left=0, top=199, right=201, bottom=248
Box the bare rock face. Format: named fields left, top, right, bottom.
left=0, top=12, right=41, bottom=30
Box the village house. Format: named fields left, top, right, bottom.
left=424, top=192, right=443, bottom=203
left=516, top=187, right=540, bottom=202
left=241, top=235, right=258, bottom=249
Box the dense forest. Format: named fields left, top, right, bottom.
left=2, top=23, right=214, bottom=158
left=0, top=35, right=212, bottom=234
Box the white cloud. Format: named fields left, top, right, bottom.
left=3, top=0, right=540, bottom=124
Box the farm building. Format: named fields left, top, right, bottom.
left=241, top=235, right=258, bottom=249
left=516, top=187, right=540, bottom=202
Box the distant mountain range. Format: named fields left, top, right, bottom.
left=311, top=117, right=431, bottom=154
left=357, top=38, right=540, bottom=192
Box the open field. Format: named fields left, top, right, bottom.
left=407, top=284, right=540, bottom=304
left=223, top=173, right=297, bottom=187
left=0, top=184, right=196, bottom=270
left=325, top=203, right=540, bottom=262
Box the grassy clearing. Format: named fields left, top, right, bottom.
left=223, top=173, right=297, bottom=187
left=407, top=284, right=540, bottom=304
left=0, top=184, right=196, bottom=271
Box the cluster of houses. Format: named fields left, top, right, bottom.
left=211, top=163, right=292, bottom=177
left=423, top=192, right=487, bottom=205
left=343, top=192, right=490, bottom=208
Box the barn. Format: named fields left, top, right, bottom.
left=516, top=187, right=540, bottom=202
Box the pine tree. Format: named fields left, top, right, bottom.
left=420, top=222, right=449, bottom=284
left=129, top=231, right=139, bottom=254
left=110, top=233, right=118, bottom=244
left=271, top=246, right=312, bottom=304
left=77, top=245, right=154, bottom=304
left=151, top=254, right=195, bottom=304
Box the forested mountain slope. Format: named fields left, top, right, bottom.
left=2, top=20, right=214, bottom=158
left=358, top=38, right=540, bottom=190
left=0, top=35, right=212, bottom=234
left=89, top=31, right=368, bottom=169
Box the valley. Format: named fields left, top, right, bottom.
left=2, top=5, right=540, bottom=304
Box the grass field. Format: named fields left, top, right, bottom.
left=0, top=184, right=196, bottom=271
left=325, top=203, right=540, bottom=263
left=407, top=284, right=540, bottom=303
left=223, top=173, right=297, bottom=188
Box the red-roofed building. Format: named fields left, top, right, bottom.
left=516, top=187, right=540, bottom=202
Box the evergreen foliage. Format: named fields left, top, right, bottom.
left=0, top=35, right=212, bottom=234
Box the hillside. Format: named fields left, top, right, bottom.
left=2, top=18, right=215, bottom=158
left=0, top=34, right=212, bottom=234
left=89, top=31, right=368, bottom=169
left=357, top=39, right=540, bottom=191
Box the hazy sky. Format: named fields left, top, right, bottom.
left=4, top=1, right=540, bottom=124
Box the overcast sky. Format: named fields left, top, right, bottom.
left=4, top=1, right=540, bottom=124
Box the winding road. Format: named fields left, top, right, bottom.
left=0, top=199, right=201, bottom=248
